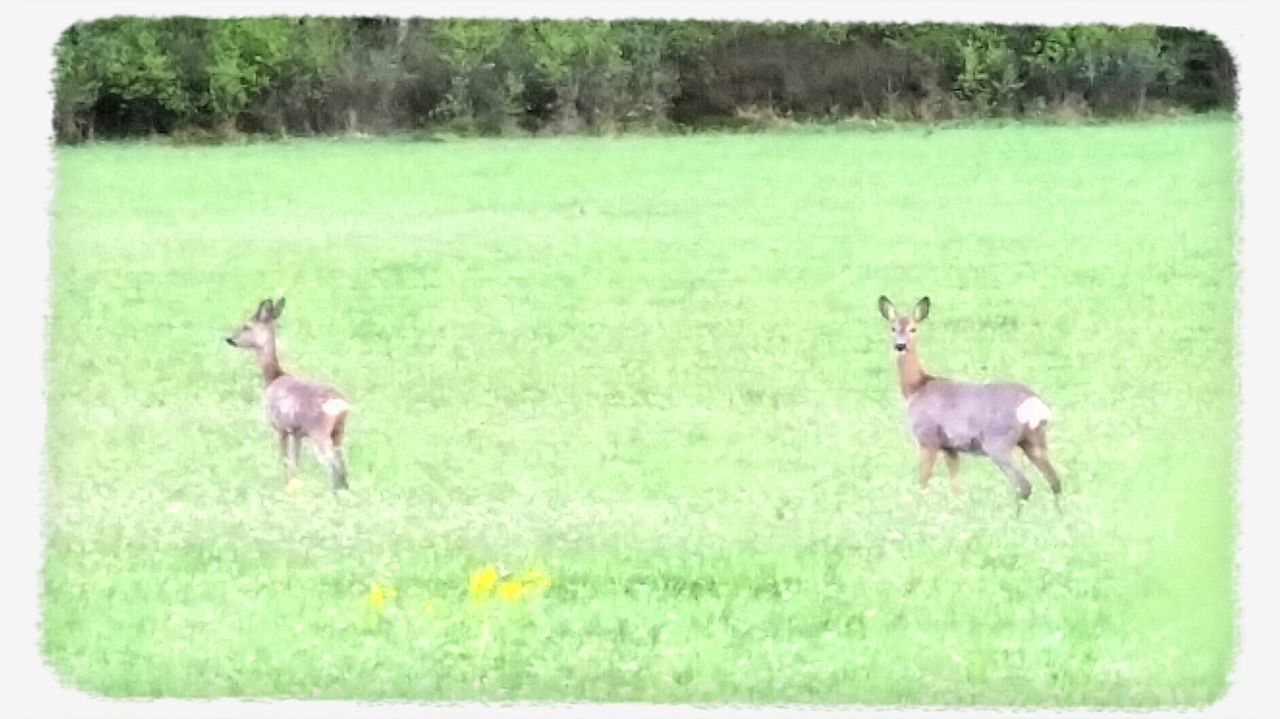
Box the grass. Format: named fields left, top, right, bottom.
left=43, top=115, right=1238, bottom=705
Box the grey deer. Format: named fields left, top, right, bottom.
left=226, top=298, right=350, bottom=491
left=877, top=296, right=1061, bottom=511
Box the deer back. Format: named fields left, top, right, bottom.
left=906, top=380, right=1039, bottom=452
left=264, top=375, right=348, bottom=436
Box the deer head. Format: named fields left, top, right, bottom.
left=877, top=295, right=930, bottom=354
left=226, top=298, right=285, bottom=350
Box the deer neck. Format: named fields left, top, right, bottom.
left=896, top=346, right=929, bottom=399
left=255, top=336, right=286, bottom=386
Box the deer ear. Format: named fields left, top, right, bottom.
left=877, top=296, right=897, bottom=321
left=271, top=297, right=286, bottom=319
left=255, top=299, right=274, bottom=322
left=913, top=296, right=931, bottom=322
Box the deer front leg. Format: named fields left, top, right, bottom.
left=278, top=431, right=294, bottom=483
left=288, top=434, right=301, bottom=486
left=915, top=445, right=939, bottom=517
left=280, top=432, right=303, bottom=491
left=943, top=449, right=963, bottom=502
left=917, top=445, right=939, bottom=493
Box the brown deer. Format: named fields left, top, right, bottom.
left=877, top=296, right=1061, bottom=512
left=226, top=298, right=350, bottom=492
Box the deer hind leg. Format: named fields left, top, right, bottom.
left=984, top=442, right=1032, bottom=512
left=1020, top=432, right=1062, bottom=510
left=309, top=433, right=347, bottom=492
left=329, top=442, right=347, bottom=492
left=311, top=413, right=348, bottom=492
left=330, top=446, right=348, bottom=492
left=330, top=411, right=348, bottom=491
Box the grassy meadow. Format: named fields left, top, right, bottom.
left=43, top=118, right=1238, bottom=705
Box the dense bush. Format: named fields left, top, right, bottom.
left=51, top=17, right=1237, bottom=143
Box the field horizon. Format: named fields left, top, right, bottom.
left=43, top=116, right=1237, bottom=705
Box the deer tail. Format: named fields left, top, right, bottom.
left=1016, top=396, right=1052, bottom=430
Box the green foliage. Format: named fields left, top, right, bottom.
left=51, top=18, right=1235, bottom=142
left=205, top=19, right=291, bottom=124
left=1156, top=26, right=1237, bottom=110
left=427, top=19, right=523, bottom=134
left=257, top=18, right=349, bottom=133
left=52, top=24, right=103, bottom=140
left=954, top=27, right=1024, bottom=115
left=609, top=21, right=681, bottom=125
left=527, top=20, right=630, bottom=130
left=51, top=17, right=194, bottom=138
left=46, top=120, right=1237, bottom=702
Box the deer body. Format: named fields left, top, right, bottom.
left=879, top=296, right=1061, bottom=510
left=263, top=376, right=349, bottom=441
left=227, top=298, right=349, bottom=491
left=906, top=380, right=1045, bottom=455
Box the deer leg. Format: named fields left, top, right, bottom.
left=332, top=414, right=348, bottom=491
left=985, top=444, right=1032, bottom=513
left=288, top=433, right=302, bottom=488
left=312, top=432, right=348, bottom=492
left=911, top=445, right=937, bottom=518
left=1020, top=439, right=1062, bottom=511
left=331, top=445, right=348, bottom=491
left=915, top=445, right=939, bottom=515
left=918, top=445, right=939, bottom=491
left=289, top=433, right=301, bottom=470
left=329, top=414, right=348, bottom=492
left=278, top=431, right=296, bottom=485
left=943, top=449, right=963, bottom=502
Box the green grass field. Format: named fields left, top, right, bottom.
left=43, top=118, right=1237, bottom=705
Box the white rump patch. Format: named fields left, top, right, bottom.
left=321, top=398, right=350, bottom=416
left=1016, top=397, right=1052, bottom=429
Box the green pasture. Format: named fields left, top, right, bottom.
left=43, top=118, right=1237, bottom=705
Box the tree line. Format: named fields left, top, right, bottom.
left=53, top=17, right=1237, bottom=143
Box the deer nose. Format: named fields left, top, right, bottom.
left=894, top=342, right=907, bottom=352
left=225, top=337, right=236, bottom=346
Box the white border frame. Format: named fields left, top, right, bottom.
left=5, top=3, right=1271, bottom=718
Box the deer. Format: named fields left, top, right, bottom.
left=226, top=298, right=350, bottom=492
left=877, top=296, right=1061, bottom=513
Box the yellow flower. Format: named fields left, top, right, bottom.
left=423, top=601, right=435, bottom=614
left=469, top=565, right=500, bottom=600
left=521, top=568, right=551, bottom=590
left=366, top=581, right=395, bottom=612
left=496, top=579, right=524, bottom=602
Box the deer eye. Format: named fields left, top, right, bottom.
left=909, top=327, right=917, bottom=333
